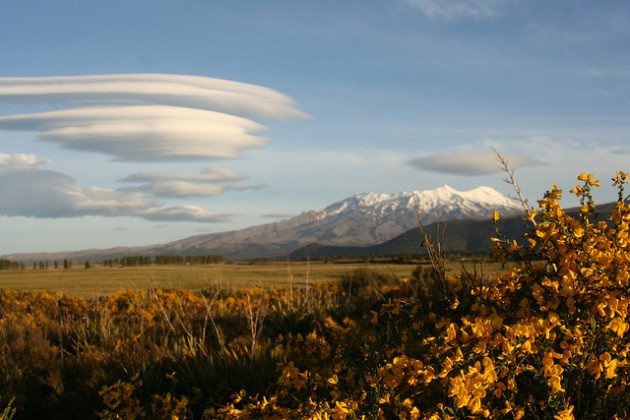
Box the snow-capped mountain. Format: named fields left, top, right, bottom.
left=316, top=185, right=521, bottom=227
left=158, top=185, right=523, bottom=257
left=4, top=185, right=524, bottom=261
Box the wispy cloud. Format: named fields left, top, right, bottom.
left=260, top=213, right=294, bottom=219
left=0, top=152, right=50, bottom=166
left=408, top=151, right=542, bottom=175
left=224, top=184, right=269, bottom=193
left=404, top=0, right=507, bottom=20
left=120, top=168, right=248, bottom=184
left=579, top=68, right=630, bottom=78
left=0, top=74, right=307, bottom=162
left=119, top=168, right=265, bottom=198
left=121, top=181, right=225, bottom=198
left=0, top=155, right=229, bottom=222
left=472, top=137, right=581, bottom=160
left=140, top=205, right=230, bottom=223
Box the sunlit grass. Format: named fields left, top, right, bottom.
left=0, top=260, right=510, bottom=297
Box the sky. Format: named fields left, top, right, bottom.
left=0, top=0, right=629, bottom=254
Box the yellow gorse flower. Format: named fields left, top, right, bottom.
left=2, top=171, right=630, bottom=419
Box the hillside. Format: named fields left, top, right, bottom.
left=288, top=216, right=530, bottom=260
left=288, top=200, right=624, bottom=260
left=3, top=185, right=522, bottom=261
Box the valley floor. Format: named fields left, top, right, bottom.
left=0, top=260, right=505, bottom=296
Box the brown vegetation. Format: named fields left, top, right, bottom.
left=0, top=171, right=628, bottom=419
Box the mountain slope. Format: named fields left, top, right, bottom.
left=288, top=200, right=626, bottom=260
left=288, top=217, right=530, bottom=260
left=157, top=185, right=522, bottom=256
left=4, top=185, right=523, bottom=261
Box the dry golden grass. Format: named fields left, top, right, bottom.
left=1, top=172, right=628, bottom=419
left=0, top=262, right=408, bottom=296
left=0, top=260, right=510, bottom=297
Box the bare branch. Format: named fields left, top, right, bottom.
left=412, top=196, right=451, bottom=301
left=492, top=147, right=537, bottom=226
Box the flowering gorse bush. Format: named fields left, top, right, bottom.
left=0, top=171, right=627, bottom=419
left=214, top=172, right=630, bottom=419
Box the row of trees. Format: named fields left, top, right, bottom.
left=154, top=254, right=225, bottom=265
left=1, top=259, right=75, bottom=270
left=0, top=259, right=24, bottom=270
left=102, top=254, right=225, bottom=267
left=1, top=255, right=225, bottom=270
left=30, top=259, right=74, bottom=270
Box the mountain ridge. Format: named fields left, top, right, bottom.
left=288, top=200, right=625, bottom=260
left=3, top=185, right=523, bottom=261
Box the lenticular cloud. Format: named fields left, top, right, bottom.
left=408, top=152, right=542, bottom=176
left=0, top=74, right=306, bottom=119
left=0, top=74, right=307, bottom=161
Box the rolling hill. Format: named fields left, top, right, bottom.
left=288, top=216, right=530, bottom=260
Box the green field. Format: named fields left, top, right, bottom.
left=0, top=259, right=506, bottom=296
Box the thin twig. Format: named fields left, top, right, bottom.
left=493, top=147, right=537, bottom=226
left=412, top=196, right=451, bottom=300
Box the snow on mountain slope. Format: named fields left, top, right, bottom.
left=162, top=185, right=523, bottom=253
left=317, top=185, right=520, bottom=223
left=3, top=185, right=524, bottom=261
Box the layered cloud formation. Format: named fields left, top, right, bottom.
left=0, top=74, right=306, bottom=118
left=119, top=168, right=265, bottom=198
left=0, top=153, right=228, bottom=222
left=120, top=168, right=248, bottom=184
left=0, top=74, right=306, bottom=161
left=0, top=105, right=267, bottom=161
left=0, top=74, right=306, bottom=222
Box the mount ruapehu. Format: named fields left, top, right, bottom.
left=4, top=185, right=525, bottom=262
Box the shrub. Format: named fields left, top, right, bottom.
left=0, top=171, right=627, bottom=419
left=217, top=171, right=630, bottom=419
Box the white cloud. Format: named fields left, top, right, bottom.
left=0, top=152, right=50, bottom=166
left=118, top=167, right=264, bottom=198
left=0, top=164, right=229, bottom=223
left=141, top=205, right=230, bottom=223
left=123, top=181, right=225, bottom=198
left=473, top=137, right=580, bottom=159
left=121, top=180, right=268, bottom=198
left=408, top=151, right=542, bottom=175
left=0, top=105, right=268, bottom=161
left=404, top=0, right=506, bottom=20
left=0, top=74, right=307, bottom=162
left=224, top=184, right=268, bottom=193
left=120, top=167, right=247, bottom=183
left=0, top=73, right=308, bottom=120
left=260, top=213, right=294, bottom=219
left=0, top=74, right=305, bottom=223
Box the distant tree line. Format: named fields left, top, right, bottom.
left=2, top=255, right=225, bottom=270
left=27, top=259, right=74, bottom=270
left=101, top=254, right=225, bottom=267
left=0, top=259, right=77, bottom=270
left=154, top=254, right=225, bottom=265
left=0, top=259, right=25, bottom=270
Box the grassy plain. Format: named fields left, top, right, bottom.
left=0, top=259, right=504, bottom=296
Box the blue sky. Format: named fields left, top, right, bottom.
left=0, top=0, right=629, bottom=253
